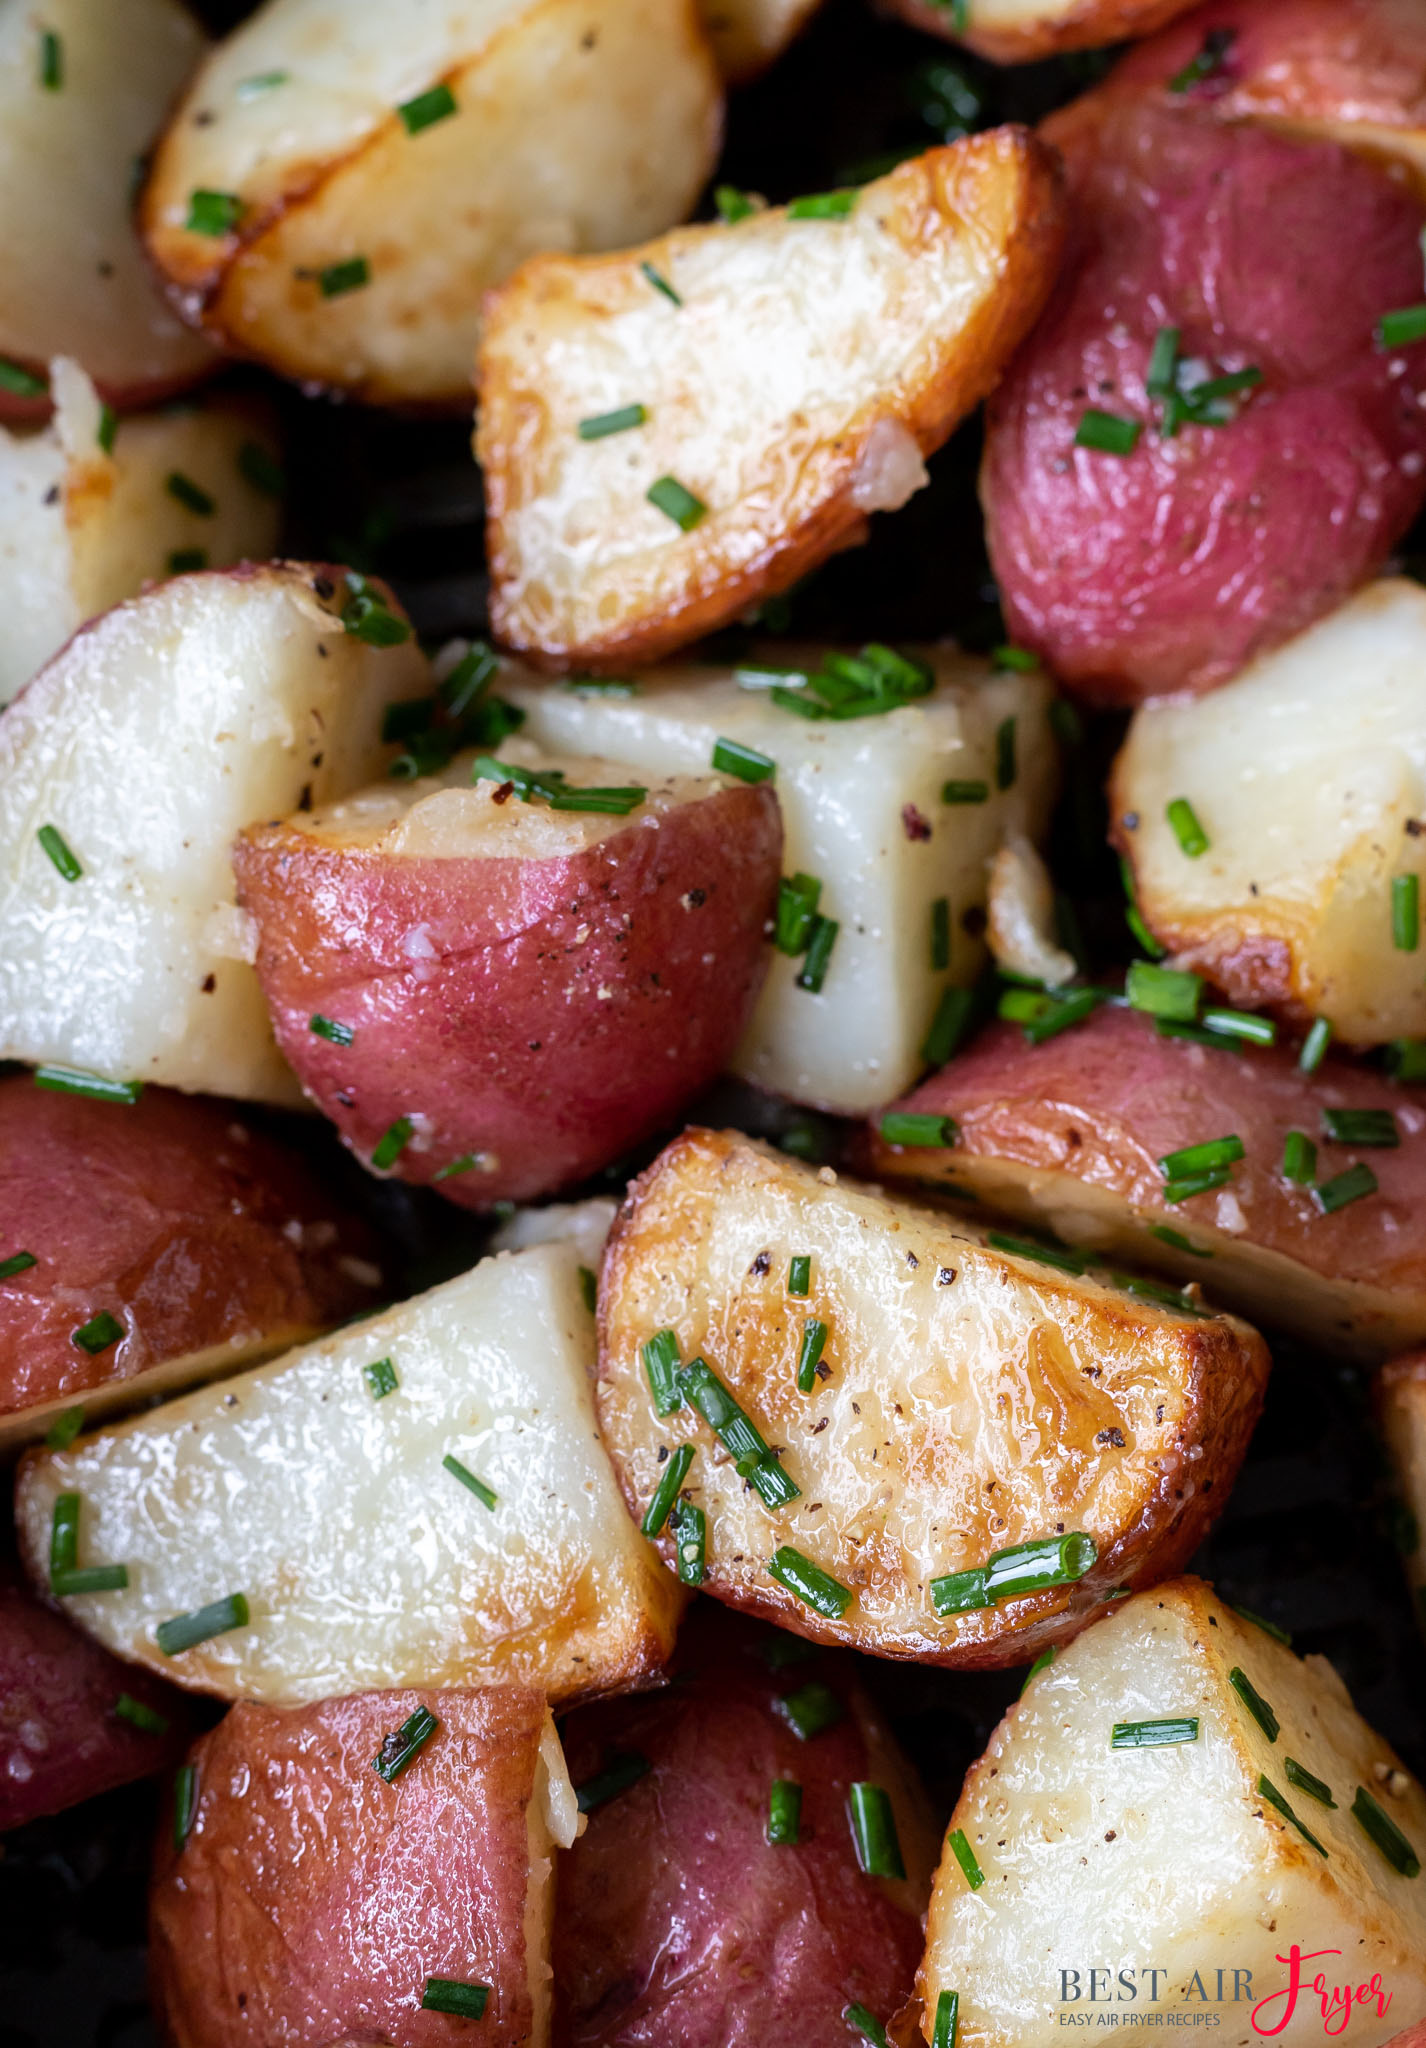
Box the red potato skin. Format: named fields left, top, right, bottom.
left=1384, top=2025, right=1426, bottom=2047
left=149, top=1687, right=549, bottom=2048
left=554, top=1607, right=934, bottom=2048
left=233, top=783, right=782, bottom=1207
left=981, top=99, right=1426, bottom=706
left=0, top=1076, right=382, bottom=1418
left=0, top=1565, right=191, bottom=1832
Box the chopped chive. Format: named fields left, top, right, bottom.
left=433, top=1154, right=477, bottom=1180
left=1075, top=409, right=1141, bottom=456
left=578, top=403, right=647, bottom=440
left=238, top=440, right=284, bottom=497
left=788, top=190, right=856, bottom=219
left=53, top=1564, right=129, bottom=1595
left=843, top=2007, right=890, bottom=2048
left=319, top=255, right=370, bottom=296
left=1393, top=874, right=1420, bottom=951
left=443, top=1454, right=496, bottom=1510
left=787, top=1255, right=811, bottom=1299
left=1281, top=1131, right=1316, bottom=1184
left=1022, top=1646, right=1056, bottom=1693
left=341, top=574, right=411, bottom=646
left=849, top=1782, right=906, bottom=1879
left=1201, top=1006, right=1276, bottom=1047
left=776, top=872, right=822, bottom=955
left=639, top=260, right=682, bottom=305
left=931, top=1531, right=1097, bottom=1617
left=0, top=358, right=46, bottom=397
left=1166, top=798, right=1209, bottom=858
left=776, top=1678, right=844, bottom=1739
left=1229, top=1666, right=1279, bottom=1743
left=0, top=1249, right=37, bottom=1281
left=712, top=736, right=775, bottom=783
left=96, top=405, right=117, bottom=454
left=994, top=716, right=1017, bottom=791
left=236, top=69, right=288, bottom=97
left=186, top=188, right=243, bottom=236
left=1167, top=26, right=1235, bottom=92
left=1299, top=1017, right=1331, bottom=1073
left=173, top=1763, right=197, bottom=1848
left=930, top=896, right=951, bottom=971
left=1389, top=1038, right=1426, bottom=1081
left=921, top=985, right=975, bottom=1067
left=647, top=475, right=706, bottom=530
left=992, top=644, right=1039, bottom=673
left=309, top=1013, right=353, bottom=1046
left=1148, top=1224, right=1211, bottom=1257
left=681, top=1357, right=799, bottom=1512
left=1120, top=856, right=1165, bottom=958
left=373, top=1704, right=439, bottom=1782
left=36, top=824, right=81, bottom=882
left=1127, top=961, right=1202, bottom=1023
left=1322, top=1107, right=1399, bottom=1148
left=1316, top=1163, right=1379, bottom=1214
left=1377, top=304, right=1426, bottom=350
left=642, top=1442, right=695, bottom=1537
left=641, top=1328, right=683, bottom=1417
left=985, top=1231, right=1087, bottom=1276
left=933, top=1990, right=960, bottom=2048
left=45, top=1406, right=84, bottom=1451
left=363, top=1357, right=398, bottom=1399
left=1163, top=1167, right=1231, bottom=1204
left=166, top=471, right=215, bottom=516
left=795, top=1318, right=828, bottom=1394
left=115, top=1692, right=168, bottom=1735
left=947, top=1826, right=984, bottom=1890
left=50, top=1492, right=79, bottom=1581
left=397, top=82, right=457, bottom=133
left=767, top=1778, right=802, bottom=1843
left=1112, top=1272, right=1208, bottom=1317
left=167, top=548, right=207, bottom=575
left=1146, top=325, right=1181, bottom=398
left=1234, top=1605, right=1291, bottom=1645
left=715, top=184, right=758, bottom=222
left=768, top=1545, right=852, bottom=1619
left=1259, top=1775, right=1328, bottom=1857
left=575, top=1750, right=650, bottom=1813
left=941, top=779, right=989, bottom=804
left=545, top=783, right=646, bottom=815
left=1159, top=1134, right=1243, bottom=1180
left=796, top=915, right=838, bottom=993
left=37, top=26, right=63, bottom=88
left=1352, top=1784, right=1420, bottom=1876
left=1284, top=1757, right=1336, bottom=1807
left=421, top=1980, right=490, bottom=2019
left=371, top=1116, right=414, bottom=1170
left=1111, top=1717, right=1199, bottom=1748
left=669, top=1497, right=706, bottom=1583
left=156, top=1593, right=249, bottom=1656
left=578, top=1265, right=597, bottom=1314
left=879, top=1111, right=957, bottom=1148
left=73, top=1310, right=122, bottom=1355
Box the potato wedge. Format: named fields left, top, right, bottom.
left=140, top=0, right=722, bottom=410
left=883, top=0, right=1198, bottom=66
left=920, top=1577, right=1426, bottom=2044
left=0, top=360, right=282, bottom=707
left=232, top=736, right=781, bottom=1204
left=0, top=561, right=429, bottom=1103
left=698, top=0, right=822, bottom=80
left=489, top=1196, right=619, bottom=1268
left=1111, top=580, right=1426, bottom=1048
left=14, top=1239, right=684, bottom=1705
left=555, top=1607, right=934, bottom=2046
left=0, top=1074, right=382, bottom=1451
left=477, top=131, right=1066, bottom=669
left=149, top=1688, right=577, bottom=2048
left=863, top=1006, right=1426, bottom=1362
left=0, top=0, right=216, bottom=419
left=595, top=1128, right=1268, bottom=1669
left=503, top=644, right=1057, bottom=1116
left=1375, top=1355, right=1426, bottom=1638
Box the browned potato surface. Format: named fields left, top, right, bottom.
left=699, top=0, right=821, bottom=78
left=883, top=0, right=1198, bottom=66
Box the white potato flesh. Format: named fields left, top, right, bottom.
left=0, top=360, right=282, bottom=706
left=0, top=563, right=429, bottom=1101
left=489, top=1197, right=619, bottom=1269
left=14, top=1240, right=683, bottom=1704
left=697, top=0, right=822, bottom=79
left=1376, top=1356, right=1426, bottom=1639
left=1113, top=580, right=1426, bottom=1047
left=141, top=0, right=722, bottom=408
left=985, top=832, right=1077, bottom=987
left=0, top=0, right=216, bottom=402
left=504, top=648, right=1055, bottom=1114
left=923, top=1579, right=1426, bottom=2046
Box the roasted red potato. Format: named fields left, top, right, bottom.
left=233, top=741, right=781, bottom=1205
left=0, top=1074, right=380, bottom=1448
left=0, top=1564, right=190, bottom=1832
left=981, top=95, right=1426, bottom=705
left=555, top=1607, right=935, bottom=2046
left=864, top=1006, right=1426, bottom=1361
left=149, top=1687, right=577, bottom=2048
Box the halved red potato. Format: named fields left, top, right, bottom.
left=863, top=1005, right=1426, bottom=1362
left=1375, top=1355, right=1426, bottom=1638
left=232, top=738, right=781, bottom=1205
left=149, top=1687, right=578, bottom=2048
left=698, top=0, right=822, bottom=79
left=0, top=1073, right=381, bottom=1451
left=0, top=0, right=217, bottom=422
left=140, top=0, right=722, bottom=410
left=555, top=1606, right=935, bottom=2047
left=596, top=1128, right=1269, bottom=1670
left=980, top=96, right=1426, bottom=705
left=883, top=0, right=1197, bottom=67
left=0, top=1564, right=190, bottom=1832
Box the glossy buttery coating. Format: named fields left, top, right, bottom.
left=920, top=1579, right=1426, bottom=2045
left=863, top=1006, right=1426, bottom=1361
left=478, top=131, right=1066, bottom=669
left=14, top=1242, right=684, bottom=1705
left=881, top=0, right=1198, bottom=67
left=555, top=1607, right=934, bottom=2047
left=149, top=1688, right=578, bottom=2048
left=1375, top=1355, right=1426, bottom=1638
left=0, top=1565, right=190, bottom=1832
left=981, top=97, right=1426, bottom=706
left=0, top=1075, right=381, bottom=1441
left=232, top=742, right=781, bottom=1206
left=140, top=0, right=722, bottom=410
left=596, top=1129, right=1269, bottom=1668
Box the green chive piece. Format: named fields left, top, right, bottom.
left=578, top=403, right=648, bottom=440
left=236, top=69, right=288, bottom=97
left=371, top=1116, right=414, bottom=1170
left=1352, top=1785, right=1420, bottom=1875
left=433, top=1154, right=478, bottom=1180
left=0, top=1250, right=37, bottom=1281
left=173, top=1763, right=197, bottom=1848
left=156, top=1593, right=249, bottom=1656
left=443, top=1454, right=496, bottom=1510
left=578, top=1265, right=597, bottom=1314
left=787, top=1254, right=812, bottom=1299
left=712, top=736, right=775, bottom=783
left=0, top=358, right=47, bottom=397
left=1316, top=1163, right=1379, bottom=1214
left=776, top=1678, right=844, bottom=1739
left=363, top=1357, right=398, bottom=1400
left=1299, top=1018, right=1332, bottom=1073
left=1075, top=409, right=1141, bottom=456
left=947, top=1826, right=984, bottom=1890
left=1159, top=1134, right=1244, bottom=1180
left=52, top=1564, right=129, bottom=1596
left=421, top=1980, right=490, bottom=2019
left=715, top=184, right=758, bottom=222
left=776, top=872, right=822, bottom=955
left=44, top=1406, right=84, bottom=1451
left=994, top=716, right=1017, bottom=791
left=993, top=644, right=1039, bottom=672
left=341, top=574, right=411, bottom=645
left=72, top=1310, right=122, bottom=1355
left=930, top=896, right=951, bottom=971
left=788, top=190, right=856, bottom=219
left=639, top=260, right=682, bottom=305
left=1284, top=1757, right=1337, bottom=1808
left=186, top=188, right=243, bottom=236
left=1390, top=1037, right=1426, bottom=1080
left=1111, top=1717, right=1200, bottom=1749
left=985, top=1231, right=1087, bottom=1276
left=166, top=471, right=215, bottom=516
left=1120, top=856, right=1165, bottom=958
left=931, top=1531, right=1097, bottom=1618
left=1377, top=304, right=1426, bottom=350
left=575, top=1751, right=650, bottom=1813
left=309, top=1013, right=353, bottom=1046
left=1393, top=874, right=1421, bottom=951
left=641, top=1328, right=683, bottom=1417
left=373, top=1705, right=438, bottom=1782
left=767, top=1778, right=802, bottom=1844
left=843, top=2005, right=890, bottom=2048
left=38, top=26, right=62, bottom=87
left=932, top=1990, right=960, bottom=2048
left=1146, top=325, right=1181, bottom=398
left=922, top=985, right=975, bottom=1067
left=37, top=824, right=81, bottom=882
left=1127, top=961, right=1203, bottom=1023
left=879, top=1111, right=957, bottom=1148
left=1022, top=1646, right=1056, bottom=1693
left=1234, top=1606, right=1291, bottom=1645
left=397, top=82, right=457, bottom=133
left=96, top=405, right=117, bottom=454
left=167, top=548, right=207, bottom=574
left=795, top=1318, right=828, bottom=1394
left=797, top=915, right=838, bottom=993
left=849, top=1782, right=906, bottom=1879
left=768, top=1545, right=852, bottom=1619
left=1282, top=1131, right=1317, bottom=1184
left=669, top=1497, right=706, bottom=1584
left=50, top=1492, right=79, bottom=1581
left=1112, top=1272, right=1208, bottom=1317
left=642, top=1442, right=695, bottom=1537
left=1322, top=1107, right=1399, bottom=1148
left=545, top=783, right=647, bottom=815
left=238, top=440, right=284, bottom=497
left=1229, top=1666, right=1280, bottom=1743
left=680, top=1357, right=800, bottom=1512
left=941, top=778, right=989, bottom=805
left=1201, top=1006, right=1276, bottom=1047
left=319, top=255, right=370, bottom=296
left=1167, top=25, right=1235, bottom=92
left=115, top=1692, right=168, bottom=1735
left=1148, top=1224, right=1211, bottom=1257
left=647, top=475, right=706, bottom=530
left=1259, top=1774, right=1328, bottom=1857
left=1166, top=798, right=1209, bottom=858
left=1163, top=1167, right=1231, bottom=1204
